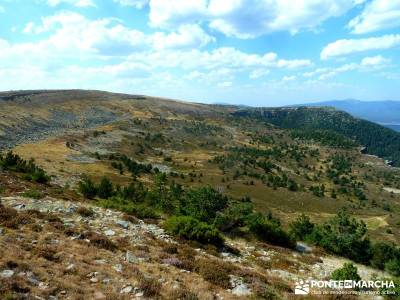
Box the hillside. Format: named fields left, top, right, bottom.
left=0, top=90, right=399, bottom=299
left=297, top=100, right=400, bottom=131
left=233, top=106, right=400, bottom=166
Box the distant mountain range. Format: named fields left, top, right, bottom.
left=296, top=100, right=400, bottom=131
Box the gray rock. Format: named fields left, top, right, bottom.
left=0, top=269, right=14, bottom=278
left=230, top=275, right=251, bottom=296
left=104, top=229, right=115, bottom=236
left=116, top=220, right=129, bottom=229
left=120, top=286, right=133, bottom=294
left=296, top=242, right=312, bottom=253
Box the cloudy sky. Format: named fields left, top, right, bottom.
left=0, top=0, right=399, bottom=106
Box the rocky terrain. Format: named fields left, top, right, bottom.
left=0, top=184, right=387, bottom=299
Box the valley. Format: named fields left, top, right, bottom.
left=0, top=90, right=399, bottom=299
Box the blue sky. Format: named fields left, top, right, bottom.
left=0, top=0, right=399, bottom=106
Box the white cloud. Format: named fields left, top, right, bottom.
left=149, top=0, right=363, bottom=38
left=305, top=55, right=390, bottom=80
left=47, top=0, right=96, bottom=7
left=321, top=34, right=400, bottom=59
left=348, top=0, right=400, bottom=34
left=360, top=55, right=390, bottom=67
left=126, top=47, right=311, bottom=71
left=150, top=24, right=215, bottom=49
left=0, top=5, right=4, bottom=13
left=21, top=12, right=215, bottom=54
left=113, top=0, right=148, bottom=8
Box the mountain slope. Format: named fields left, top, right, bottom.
left=298, top=99, right=400, bottom=129
left=233, top=106, right=400, bottom=166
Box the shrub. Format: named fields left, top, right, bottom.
left=97, top=177, right=114, bottom=199
left=78, top=177, right=97, bottom=199
left=213, top=202, right=253, bottom=232
left=136, top=273, right=161, bottom=298
left=164, top=216, right=223, bottom=246
left=82, top=231, right=116, bottom=251
left=98, top=197, right=159, bottom=219
left=370, top=242, right=397, bottom=270
left=195, top=258, right=233, bottom=288
left=385, top=258, right=400, bottom=277
left=308, top=211, right=371, bottom=263
left=0, top=151, right=50, bottom=183
left=22, top=189, right=43, bottom=199
left=246, top=213, right=295, bottom=248
left=0, top=206, right=33, bottom=229
left=76, top=206, right=94, bottom=218
left=178, top=186, right=228, bottom=223
left=331, top=263, right=361, bottom=281
left=289, top=214, right=314, bottom=240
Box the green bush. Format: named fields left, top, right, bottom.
left=308, top=211, right=371, bottom=263
left=385, top=258, right=400, bottom=277
left=164, top=215, right=223, bottom=246
left=78, top=177, right=97, bottom=199
left=289, top=214, right=314, bottom=240
left=246, top=213, right=295, bottom=248
left=178, top=186, right=228, bottom=223
left=97, top=177, right=114, bottom=199
left=331, top=263, right=361, bottom=281
left=98, top=197, right=159, bottom=219
left=0, top=151, right=50, bottom=183
left=213, top=202, right=253, bottom=232
left=22, top=189, right=43, bottom=199
left=370, top=242, right=397, bottom=270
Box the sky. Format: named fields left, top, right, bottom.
left=0, top=0, right=399, bottom=106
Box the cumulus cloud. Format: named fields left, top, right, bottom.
left=150, top=24, right=215, bottom=49
left=305, top=55, right=390, bottom=80
left=148, top=0, right=363, bottom=38
left=348, top=0, right=400, bottom=34
left=360, top=55, right=390, bottom=67
left=321, top=34, right=400, bottom=59
left=20, top=12, right=216, bottom=55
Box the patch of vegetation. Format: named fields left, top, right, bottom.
left=21, top=189, right=43, bottom=199
left=194, top=258, right=234, bottom=288
left=290, top=212, right=400, bottom=272
left=331, top=263, right=361, bottom=281
left=164, top=216, right=223, bottom=246
left=0, top=151, right=50, bottom=183
left=76, top=206, right=94, bottom=217
left=246, top=212, right=296, bottom=248
left=290, top=129, right=357, bottom=149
